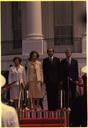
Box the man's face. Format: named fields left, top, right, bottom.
left=47, top=49, right=54, bottom=57
left=65, top=50, right=72, bottom=58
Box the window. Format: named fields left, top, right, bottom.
left=12, top=2, right=22, bottom=48
left=54, top=2, right=73, bottom=45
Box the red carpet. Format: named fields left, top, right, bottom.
left=18, top=109, right=70, bottom=127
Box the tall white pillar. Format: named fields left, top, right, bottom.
left=21, top=2, right=47, bottom=55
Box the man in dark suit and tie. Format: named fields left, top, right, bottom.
left=60, top=49, right=79, bottom=108
left=43, top=48, right=60, bottom=110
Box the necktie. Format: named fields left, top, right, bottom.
left=67, top=58, right=71, bottom=65
left=50, top=57, right=53, bottom=63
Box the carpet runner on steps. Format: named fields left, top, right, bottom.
left=18, top=109, right=70, bottom=127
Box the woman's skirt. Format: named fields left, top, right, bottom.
left=29, top=82, right=43, bottom=99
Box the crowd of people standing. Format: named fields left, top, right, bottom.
left=1, top=48, right=87, bottom=126
left=7, top=48, right=78, bottom=110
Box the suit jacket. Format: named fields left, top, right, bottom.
left=61, top=58, right=78, bottom=83
left=1, top=103, right=19, bottom=127
left=43, top=57, right=60, bottom=84
left=9, top=65, right=26, bottom=86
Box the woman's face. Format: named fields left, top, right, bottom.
left=14, top=58, right=20, bottom=66
left=31, top=53, right=38, bottom=61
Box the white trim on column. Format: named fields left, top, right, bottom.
left=24, top=34, right=44, bottom=39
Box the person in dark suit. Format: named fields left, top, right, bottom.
left=70, top=73, right=87, bottom=126
left=43, top=48, right=60, bottom=110
left=60, top=49, right=79, bottom=108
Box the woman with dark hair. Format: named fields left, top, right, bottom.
left=27, top=51, right=43, bottom=110
left=9, top=57, right=26, bottom=109
left=29, top=51, right=39, bottom=61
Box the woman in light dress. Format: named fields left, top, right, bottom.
left=9, top=57, right=26, bottom=109
left=27, top=51, right=43, bottom=110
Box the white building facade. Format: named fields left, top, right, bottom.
left=1, top=1, right=86, bottom=75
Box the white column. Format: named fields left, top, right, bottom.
left=21, top=2, right=47, bottom=55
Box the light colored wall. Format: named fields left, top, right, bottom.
left=1, top=2, right=86, bottom=74
left=42, top=1, right=86, bottom=53
left=1, top=2, right=22, bottom=55
left=1, top=2, right=13, bottom=41
left=42, top=2, right=54, bottom=48
left=73, top=1, right=86, bottom=38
